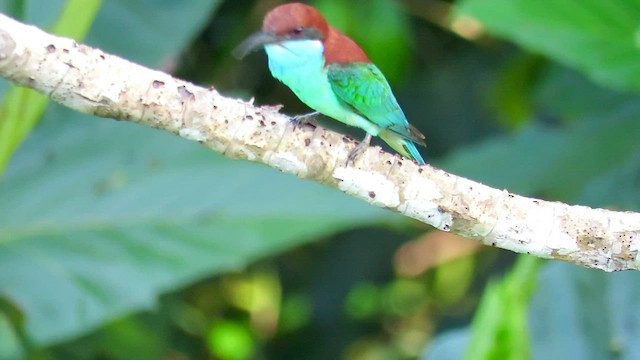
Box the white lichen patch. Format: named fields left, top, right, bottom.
left=542, top=231, right=575, bottom=256
left=334, top=167, right=399, bottom=208
left=264, top=151, right=307, bottom=175
left=461, top=222, right=494, bottom=239
left=403, top=177, right=443, bottom=202
left=611, top=242, right=623, bottom=255
left=179, top=128, right=207, bottom=142
left=400, top=201, right=453, bottom=230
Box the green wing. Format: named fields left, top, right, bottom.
left=327, top=62, right=425, bottom=145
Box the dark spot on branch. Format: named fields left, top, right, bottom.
left=368, top=191, right=376, bottom=199
left=304, top=139, right=311, bottom=146
left=152, top=80, right=165, bottom=88
left=46, top=44, right=56, bottom=53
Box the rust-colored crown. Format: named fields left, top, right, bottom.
left=263, top=3, right=329, bottom=38
left=262, top=2, right=370, bottom=65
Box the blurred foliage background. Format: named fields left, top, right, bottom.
left=0, top=0, right=639, bottom=359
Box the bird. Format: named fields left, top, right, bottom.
left=233, top=2, right=426, bottom=164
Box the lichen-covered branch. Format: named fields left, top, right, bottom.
left=0, top=14, right=638, bottom=271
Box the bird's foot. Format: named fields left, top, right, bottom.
left=291, top=111, right=320, bottom=130
left=346, top=133, right=372, bottom=166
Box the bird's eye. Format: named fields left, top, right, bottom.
left=291, top=26, right=304, bottom=36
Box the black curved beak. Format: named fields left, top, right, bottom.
left=232, top=31, right=280, bottom=59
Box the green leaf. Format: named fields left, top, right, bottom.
left=486, top=54, right=544, bottom=131
left=464, top=255, right=541, bottom=360
left=441, top=65, right=640, bottom=202
left=0, top=105, right=396, bottom=346
left=87, top=0, right=222, bottom=66
left=529, top=262, right=640, bottom=359
left=5, top=0, right=26, bottom=19
left=0, top=312, right=23, bottom=360
left=426, top=261, right=640, bottom=360
left=0, top=0, right=102, bottom=173
left=0, top=89, right=49, bottom=172
left=578, top=155, right=640, bottom=211
left=0, top=0, right=306, bottom=346
left=51, top=0, right=102, bottom=39
left=441, top=108, right=640, bottom=201
left=533, top=65, right=638, bottom=122
left=456, top=0, right=640, bottom=92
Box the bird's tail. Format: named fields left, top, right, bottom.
left=379, top=129, right=426, bottom=164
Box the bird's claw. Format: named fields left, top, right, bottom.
left=291, top=111, right=320, bottom=130
left=346, top=133, right=372, bottom=166
left=346, top=144, right=366, bottom=166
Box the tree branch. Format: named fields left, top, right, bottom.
left=0, top=14, right=638, bottom=271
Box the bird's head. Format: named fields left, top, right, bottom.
left=233, top=2, right=329, bottom=59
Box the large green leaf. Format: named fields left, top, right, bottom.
left=463, top=256, right=541, bottom=360
left=440, top=66, right=640, bottom=202
left=529, top=262, right=640, bottom=360
left=579, top=155, right=640, bottom=211
left=0, top=0, right=402, bottom=347
left=422, top=256, right=541, bottom=360
left=424, top=262, right=640, bottom=360
left=441, top=108, right=640, bottom=201
left=0, top=105, right=396, bottom=346
left=87, top=0, right=220, bottom=66
left=456, top=0, right=640, bottom=92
